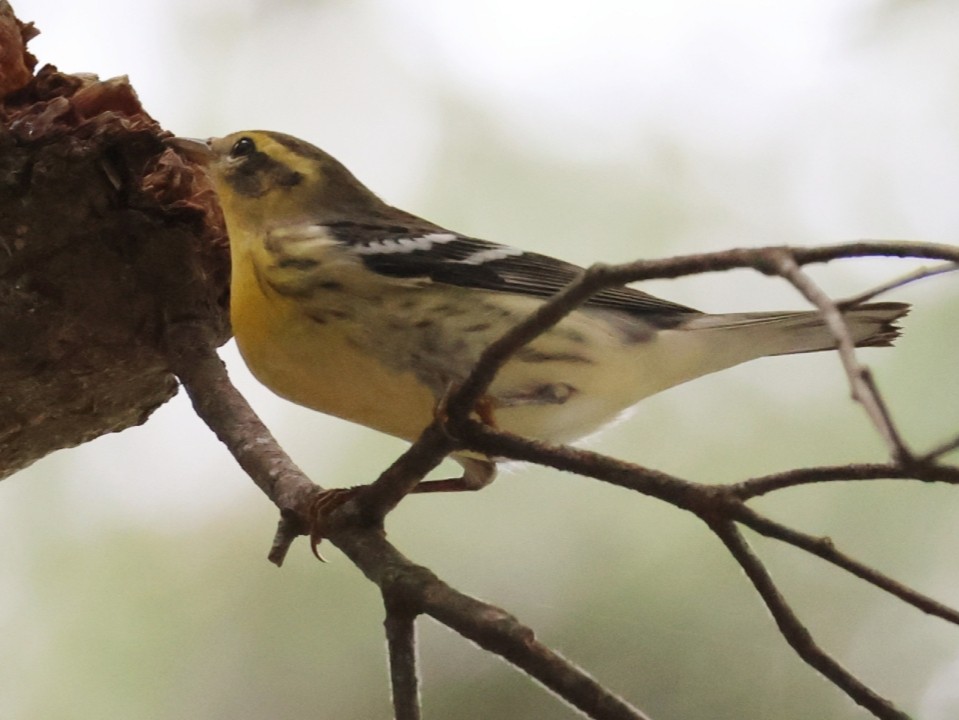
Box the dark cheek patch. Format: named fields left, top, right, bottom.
left=225, top=151, right=301, bottom=197
left=226, top=164, right=267, bottom=197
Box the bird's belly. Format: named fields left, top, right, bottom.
left=231, top=288, right=624, bottom=445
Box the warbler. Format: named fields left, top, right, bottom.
left=170, top=131, right=909, bottom=491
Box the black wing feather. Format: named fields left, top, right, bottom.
left=326, top=221, right=701, bottom=321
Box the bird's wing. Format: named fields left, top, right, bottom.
left=276, top=220, right=702, bottom=321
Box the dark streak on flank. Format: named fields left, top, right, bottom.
left=432, top=303, right=468, bottom=317
left=516, top=348, right=593, bottom=364
left=496, top=382, right=577, bottom=406
left=464, top=322, right=492, bottom=333
left=252, top=261, right=273, bottom=298
left=275, top=257, right=320, bottom=271
left=481, top=304, right=514, bottom=319
left=555, top=328, right=587, bottom=344
left=266, top=276, right=318, bottom=300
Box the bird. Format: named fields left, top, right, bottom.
left=169, top=130, right=909, bottom=493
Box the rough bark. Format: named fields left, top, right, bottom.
left=0, top=1, right=229, bottom=479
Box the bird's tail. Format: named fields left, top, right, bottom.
left=679, top=301, right=910, bottom=358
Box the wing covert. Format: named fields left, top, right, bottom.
left=310, top=220, right=703, bottom=320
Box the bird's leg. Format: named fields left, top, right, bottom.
left=307, top=458, right=497, bottom=557
left=414, top=382, right=500, bottom=494
left=473, top=395, right=498, bottom=428
left=410, top=456, right=498, bottom=493
left=433, top=380, right=499, bottom=433
left=308, top=391, right=500, bottom=555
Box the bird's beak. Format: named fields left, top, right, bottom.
left=166, top=136, right=214, bottom=165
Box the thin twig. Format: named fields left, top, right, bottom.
left=920, top=434, right=959, bottom=464
left=165, top=319, right=322, bottom=565
left=384, top=602, right=421, bottom=720
left=731, top=503, right=959, bottom=625
left=456, top=419, right=699, bottom=508
left=709, top=521, right=911, bottom=720
left=839, top=262, right=959, bottom=306
left=269, top=511, right=305, bottom=565
left=584, top=240, right=959, bottom=287
left=335, top=527, right=654, bottom=720
left=791, top=240, right=959, bottom=269
left=460, top=421, right=959, bottom=626
left=733, top=462, right=959, bottom=499
left=446, top=263, right=615, bottom=418
left=360, top=422, right=457, bottom=523
left=765, top=248, right=913, bottom=463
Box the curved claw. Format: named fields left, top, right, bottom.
left=474, top=395, right=497, bottom=428
left=308, top=487, right=361, bottom=561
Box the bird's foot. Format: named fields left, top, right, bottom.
left=308, top=486, right=361, bottom=561
left=435, top=382, right=498, bottom=434
left=474, top=395, right=497, bottom=427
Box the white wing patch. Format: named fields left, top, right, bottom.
left=354, top=232, right=458, bottom=255
left=457, top=245, right=525, bottom=265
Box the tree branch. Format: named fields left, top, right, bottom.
left=709, top=521, right=911, bottom=720
left=730, top=503, right=959, bottom=625
left=384, top=601, right=421, bottom=720
left=339, top=527, right=653, bottom=720
left=733, top=462, right=959, bottom=499
left=839, top=261, right=958, bottom=306
left=164, top=318, right=322, bottom=557
left=765, top=248, right=913, bottom=462
left=920, top=433, right=959, bottom=464
left=359, top=421, right=457, bottom=522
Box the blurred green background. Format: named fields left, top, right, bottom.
left=2, top=1, right=959, bottom=718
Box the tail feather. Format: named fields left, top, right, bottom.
left=832, top=301, right=910, bottom=348
left=680, top=301, right=910, bottom=358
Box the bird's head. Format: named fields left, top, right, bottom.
left=169, top=130, right=388, bottom=232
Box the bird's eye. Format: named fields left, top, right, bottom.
left=229, top=137, right=256, bottom=159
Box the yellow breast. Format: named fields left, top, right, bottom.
left=229, top=249, right=437, bottom=442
